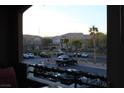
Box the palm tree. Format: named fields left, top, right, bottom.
left=63, top=38, right=69, bottom=51
left=60, top=36, right=69, bottom=51
left=89, top=25, right=98, bottom=64
left=60, top=38, right=63, bottom=49
left=71, top=40, right=82, bottom=59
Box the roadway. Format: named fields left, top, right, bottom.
left=22, top=56, right=106, bottom=77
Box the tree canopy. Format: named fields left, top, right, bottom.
left=71, top=39, right=83, bottom=51
left=42, top=37, right=53, bottom=48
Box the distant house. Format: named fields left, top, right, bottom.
left=52, top=36, right=61, bottom=44
left=52, top=33, right=90, bottom=44
left=83, top=35, right=91, bottom=40
left=23, top=35, right=42, bottom=52
left=52, top=33, right=91, bottom=50
left=23, top=33, right=91, bottom=52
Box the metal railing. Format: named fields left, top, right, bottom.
left=27, top=64, right=107, bottom=88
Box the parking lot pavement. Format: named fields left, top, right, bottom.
left=22, top=56, right=106, bottom=76
left=63, top=65, right=106, bottom=77
left=78, top=60, right=106, bottom=70
left=24, top=56, right=105, bottom=66
left=23, top=57, right=106, bottom=69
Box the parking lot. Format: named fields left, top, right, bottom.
left=22, top=55, right=106, bottom=77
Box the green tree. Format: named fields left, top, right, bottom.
left=60, top=38, right=64, bottom=49
left=85, top=39, right=94, bottom=49
left=96, top=32, right=107, bottom=54
left=89, top=25, right=98, bottom=64
left=71, top=39, right=83, bottom=51
left=42, top=37, right=53, bottom=49
left=63, top=38, right=69, bottom=50
left=71, top=39, right=82, bottom=59
left=60, top=36, right=69, bottom=50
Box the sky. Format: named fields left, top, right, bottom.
left=23, top=5, right=106, bottom=37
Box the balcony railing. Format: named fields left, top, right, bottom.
left=27, top=64, right=107, bottom=88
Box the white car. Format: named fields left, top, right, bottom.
left=57, top=55, right=69, bottom=61
left=27, top=53, right=35, bottom=58
left=81, top=53, right=89, bottom=58
left=23, top=53, right=35, bottom=59
left=23, top=53, right=30, bottom=59
left=56, top=55, right=78, bottom=66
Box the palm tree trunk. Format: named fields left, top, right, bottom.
left=60, top=40, right=63, bottom=49
left=66, top=43, right=68, bottom=52
left=93, top=34, right=96, bottom=64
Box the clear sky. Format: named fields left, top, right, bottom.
left=23, top=5, right=106, bottom=37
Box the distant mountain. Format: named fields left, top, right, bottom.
left=52, top=33, right=90, bottom=44
left=53, top=33, right=90, bottom=39
left=62, top=33, right=84, bottom=40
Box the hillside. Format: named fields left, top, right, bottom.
left=62, top=33, right=90, bottom=40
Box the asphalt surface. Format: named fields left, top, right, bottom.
left=46, top=64, right=106, bottom=77
left=22, top=56, right=106, bottom=77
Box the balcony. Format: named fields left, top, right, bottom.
left=26, top=64, right=107, bottom=88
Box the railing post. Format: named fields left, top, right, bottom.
left=27, top=65, right=34, bottom=77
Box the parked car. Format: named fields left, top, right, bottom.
left=28, top=53, right=35, bottom=58
left=74, top=52, right=81, bottom=57
left=39, top=53, right=51, bottom=58
left=56, top=52, right=64, bottom=57
left=56, top=55, right=78, bottom=66
left=81, top=53, right=89, bottom=58
left=23, top=53, right=30, bottom=59
left=23, top=53, right=35, bottom=59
